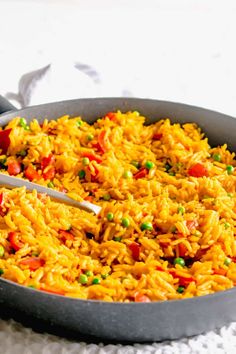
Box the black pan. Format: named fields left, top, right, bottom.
left=0, top=95, right=235, bottom=343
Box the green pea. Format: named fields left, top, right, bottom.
left=82, top=157, right=90, bottom=166
left=87, top=134, right=94, bottom=141
left=85, top=270, right=93, bottom=277
left=174, top=257, right=185, bottom=267
left=123, top=171, right=133, bottom=178
left=224, top=222, right=231, bottom=229
left=101, top=273, right=108, bottom=279
left=103, top=194, right=111, bottom=201
left=171, top=226, right=177, bottom=233
left=106, top=212, right=114, bottom=221
left=78, top=170, right=86, bottom=179
left=228, top=193, right=233, bottom=198
left=168, top=171, right=175, bottom=176
left=224, top=257, right=232, bottom=266
left=178, top=206, right=185, bottom=215
left=18, top=150, right=27, bottom=157
left=212, top=153, right=221, bottom=162
left=32, top=251, right=39, bottom=257
left=176, top=162, right=183, bottom=169
left=19, top=118, right=26, bottom=126
left=79, top=274, right=88, bottom=285
left=0, top=269, right=4, bottom=276
left=77, top=120, right=82, bottom=127
left=165, top=163, right=171, bottom=171
left=177, top=286, right=185, bottom=294
left=193, top=230, right=201, bottom=237
left=0, top=158, right=7, bottom=167
left=130, top=160, right=140, bottom=169
left=114, top=236, right=122, bottom=242
left=226, top=165, right=234, bottom=175
left=92, top=278, right=100, bottom=285
left=47, top=181, right=54, bottom=188
left=202, top=195, right=211, bottom=200
left=19, top=118, right=29, bottom=130
left=122, top=217, right=130, bottom=228
left=145, top=161, right=154, bottom=170
left=0, top=245, right=4, bottom=257
left=28, top=285, right=36, bottom=289
left=140, top=222, right=153, bottom=231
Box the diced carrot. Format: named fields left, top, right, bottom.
left=24, top=165, right=40, bottom=181
left=59, top=230, right=74, bottom=242
left=82, top=152, right=102, bottom=164
left=7, top=160, right=21, bottom=176
left=213, top=269, right=227, bottom=276
left=186, top=220, right=198, bottom=231
left=8, top=231, right=24, bottom=251
left=40, top=286, right=65, bottom=296
left=134, top=292, right=151, bottom=302
left=20, top=257, right=45, bottom=270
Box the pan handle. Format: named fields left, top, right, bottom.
left=0, top=95, right=16, bottom=114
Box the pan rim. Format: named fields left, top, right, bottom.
left=0, top=96, right=236, bottom=308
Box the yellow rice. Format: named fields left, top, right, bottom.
left=0, top=110, right=236, bottom=301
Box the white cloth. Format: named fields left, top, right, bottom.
left=1, top=318, right=236, bottom=354
left=1, top=63, right=236, bottom=353
left=5, top=62, right=133, bottom=109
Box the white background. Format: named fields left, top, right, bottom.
left=1, top=1, right=236, bottom=353
left=1, top=0, right=236, bottom=115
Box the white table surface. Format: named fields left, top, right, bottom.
left=1, top=1, right=236, bottom=353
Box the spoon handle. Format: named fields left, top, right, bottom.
left=0, top=173, right=101, bottom=215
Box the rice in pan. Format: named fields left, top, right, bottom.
left=0, top=111, right=236, bottom=302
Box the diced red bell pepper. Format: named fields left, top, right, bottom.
left=97, top=130, right=108, bottom=153
left=156, top=265, right=164, bottom=272
left=0, top=128, right=12, bottom=154
left=105, top=112, right=116, bottom=121
left=129, top=242, right=140, bottom=261
left=168, top=269, right=177, bottom=277
left=134, top=292, right=151, bottom=302
left=153, top=133, right=163, bottom=140
left=24, top=165, right=40, bottom=181
left=40, top=286, right=65, bottom=296
left=59, top=230, right=74, bottom=242
left=42, top=166, right=55, bottom=180
left=178, top=243, right=188, bottom=257
left=8, top=231, right=24, bottom=251
left=159, top=240, right=171, bottom=247
left=188, top=163, right=208, bottom=177
left=178, top=276, right=196, bottom=287
left=169, top=269, right=196, bottom=287
left=41, top=154, right=55, bottom=171
left=186, top=220, right=198, bottom=231
left=133, top=167, right=148, bottom=179
left=7, top=160, right=21, bottom=176
left=82, top=152, right=102, bottom=164
left=20, top=257, right=45, bottom=270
